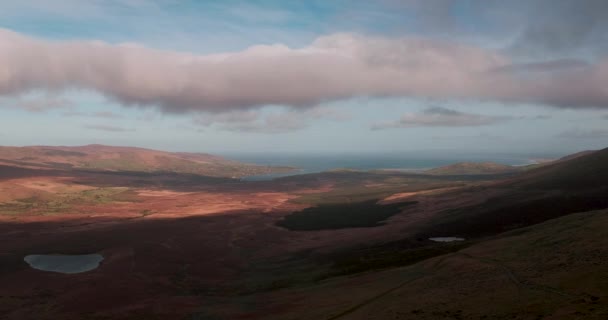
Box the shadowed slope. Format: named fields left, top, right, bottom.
left=513, top=147, right=607, bottom=189
left=249, top=209, right=608, bottom=320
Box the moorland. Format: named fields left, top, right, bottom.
left=0, top=145, right=606, bottom=319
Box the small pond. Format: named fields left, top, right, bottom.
left=24, top=254, right=103, bottom=274
left=429, top=237, right=465, bottom=242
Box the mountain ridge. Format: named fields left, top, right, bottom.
left=425, top=161, right=518, bottom=175
left=0, top=144, right=294, bottom=178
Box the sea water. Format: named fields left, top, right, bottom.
left=227, top=152, right=552, bottom=181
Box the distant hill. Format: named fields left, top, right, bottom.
left=425, top=161, right=518, bottom=175
left=0, top=144, right=294, bottom=178
left=514, top=147, right=607, bottom=189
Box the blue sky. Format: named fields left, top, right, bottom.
left=1, top=0, right=607, bottom=155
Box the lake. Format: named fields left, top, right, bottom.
left=24, top=254, right=104, bottom=274
left=429, top=237, right=465, bottom=242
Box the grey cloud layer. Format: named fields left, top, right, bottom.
left=84, top=124, right=134, bottom=132
left=557, top=128, right=608, bottom=139
left=16, top=96, right=71, bottom=112
left=1, top=28, right=608, bottom=113
left=386, top=1, right=608, bottom=59
left=508, top=0, right=608, bottom=58
left=193, top=107, right=348, bottom=133
left=371, top=107, right=510, bottom=130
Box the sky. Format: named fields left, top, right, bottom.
left=0, top=0, right=607, bottom=155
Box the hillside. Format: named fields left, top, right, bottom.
left=1, top=147, right=606, bottom=320
left=557, top=150, right=597, bottom=162
left=253, top=209, right=608, bottom=320
left=231, top=149, right=608, bottom=319
left=513, top=147, right=608, bottom=189
left=0, top=144, right=294, bottom=178
left=425, top=161, right=518, bottom=175
left=417, top=148, right=608, bottom=238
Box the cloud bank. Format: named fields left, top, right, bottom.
left=508, top=0, right=608, bottom=59
left=371, top=107, right=510, bottom=130
left=557, top=128, right=608, bottom=139
left=12, top=95, right=71, bottom=113
left=1, top=28, right=608, bottom=114
left=193, top=107, right=348, bottom=133
left=84, top=124, right=134, bottom=132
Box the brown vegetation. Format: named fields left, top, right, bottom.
left=0, top=147, right=606, bottom=319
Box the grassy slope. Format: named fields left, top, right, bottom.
left=209, top=149, right=608, bottom=319
left=253, top=209, right=608, bottom=320
left=417, top=148, right=608, bottom=238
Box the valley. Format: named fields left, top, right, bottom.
left=0, top=145, right=606, bottom=319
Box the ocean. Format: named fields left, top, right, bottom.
left=222, top=151, right=560, bottom=181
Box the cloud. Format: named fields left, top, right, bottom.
left=3, top=94, right=72, bottom=113
left=490, top=59, right=591, bottom=75
left=371, top=107, right=511, bottom=130
left=431, top=132, right=506, bottom=141
left=219, top=113, right=308, bottom=133
left=0, top=29, right=504, bottom=112
left=192, top=106, right=348, bottom=133
left=61, top=110, right=123, bottom=118
left=136, top=111, right=159, bottom=121
left=92, top=111, right=123, bottom=119
left=2, top=28, right=608, bottom=114
left=84, top=124, right=135, bottom=132
left=304, top=106, right=352, bottom=121
left=557, top=128, right=608, bottom=139
left=61, top=110, right=88, bottom=117
left=532, top=114, right=552, bottom=120
left=195, top=110, right=307, bottom=133
left=508, top=0, right=608, bottom=59
left=513, top=114, right=552, bottom=120
left=193, top=110, right=260, bottom=127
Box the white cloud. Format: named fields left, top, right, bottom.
left=1, top=28, right=608, bottom=116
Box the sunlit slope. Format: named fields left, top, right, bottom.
left=0, top=144, right=292, bottom=178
